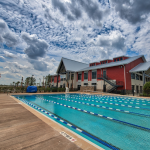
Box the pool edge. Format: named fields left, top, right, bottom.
left=11, top=95, right=104, bottom=150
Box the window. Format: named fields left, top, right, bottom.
left=78, top=74, right=81, bottom=80
left=93, top=63, right=95, bottom=66
left=84, top=83, right=88, bottom=86
left=71, top=74, right=74, bottom=80
left=92, top=83, right=96, bottom=85
left=114, top=59, right=116, bottom=62
left=131, top=73, right=135, bottom=79
left=84, top=72, right=88, bottom=80
left=61, top=78, right=63, bottom=81
left=92, top=71, right=97, bottom=79
left=136, top=74, right=139, bottom=80
left=120, top=58, right=122, bottom=60
left=106, top=61, right=107, bottom=63
left=52, top=77, right=54, bottom=82
left=117, top=58, right=119, bottom=61
left=140, top=76, right=142, bottom=81
left=101, top=62, right=103, bottom=64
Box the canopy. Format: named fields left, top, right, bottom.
left=26, top=86, right=37, bottom=93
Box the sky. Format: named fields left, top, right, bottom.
left=0, top=0, right=150, bottom=85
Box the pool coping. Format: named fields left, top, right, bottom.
left=11, top=94, right=104, bottom=150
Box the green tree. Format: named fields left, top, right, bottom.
left=143, top=82, right=150, bottom=96
left=25, top=76, right=36, bottom=86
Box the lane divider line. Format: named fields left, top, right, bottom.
left=37, top=97, right=150, bottom=132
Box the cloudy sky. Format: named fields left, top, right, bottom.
left=0, top=0, right=150, bottom=85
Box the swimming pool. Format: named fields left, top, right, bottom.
left=14, top=94, right=150, bottom=150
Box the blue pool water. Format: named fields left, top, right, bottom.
left=14, top=94, right=150, bottom=150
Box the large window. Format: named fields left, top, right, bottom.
left=84, top=72, right=88, bottom=80
left=136, top=74, right=139, bottom=80
left=78, top=74, right=81, bottom=80
left=117, top=58, right=119, bottom=61
left=140, top=76, right=142, bottom=81
left=92, top=71, right=97, bottom=79
left=131, top=73, right=135, bottom=79
left=52, top=77, right=54, bottom=82
left=120, top=57, right=122, bottom=60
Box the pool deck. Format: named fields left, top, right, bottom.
left=0, top=93, right=103, bottom=150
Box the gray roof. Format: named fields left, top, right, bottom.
left=56, top=57, right=89, bottom=73
left=129, top=62, right=150, bottom=73
left=77, top=55, right=146, bottom=72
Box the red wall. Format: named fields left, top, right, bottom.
left=97, top=69, right=101, bottom=81
left=125, top=57, right=144, bottom=90
left=54, top=75, right=60, bottom=83
left=104, top=66, right=125, bottom=90
left=54, top=76, right=57, bottom=83
left=82, top=71, right=84, bottom=81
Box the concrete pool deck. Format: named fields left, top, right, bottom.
left=0, top=93, right=103, bottom=150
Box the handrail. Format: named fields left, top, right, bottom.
left=97, top=74, right=124, bottom=86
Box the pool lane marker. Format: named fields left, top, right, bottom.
left=46, top=96, right=150, bottom=117
left=17, top=97, right=119, bottom=150
left=37, top=97, right=150, bottom=132
left=50, top=96, right=150, bottom=110
left=60, top=95, right=150, bottom=105
left=60, top=94, right=150, bottom=103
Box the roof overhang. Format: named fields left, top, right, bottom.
left=129, top=62, right=150, bottom=73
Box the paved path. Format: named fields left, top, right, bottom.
left=0, top=94, right=82, bottom=150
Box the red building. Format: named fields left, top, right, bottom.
left=51, top=55, right=150, bottom=93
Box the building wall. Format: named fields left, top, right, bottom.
left=125, top=57, right=144, bottom=90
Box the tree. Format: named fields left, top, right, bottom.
left=13, top=82, right=15, bottom=86
left=17, top=81, right=20, bottom=87
left=25, top=76, right=36, bottom=86
left=143, top=82, right=150, bottom=96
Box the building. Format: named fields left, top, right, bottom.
left=50, top=55, right=150, bottom=93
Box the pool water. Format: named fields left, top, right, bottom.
left=14, top=94, right=150, bottom=150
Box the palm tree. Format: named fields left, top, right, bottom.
left=17, top=81, right=20, bottom=87
left=13, top=82, right=15, bottom=86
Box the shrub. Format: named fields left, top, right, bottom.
left=52, top=88, right=58, bottom=92
left=143, top=82, right=150, bottom=96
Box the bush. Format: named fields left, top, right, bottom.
left=52, top=88, right=58, bottom=92
left=143, top=82, right=150, bottom=96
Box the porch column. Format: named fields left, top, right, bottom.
left=143, top=71, right=145, bottom=86
left=57, top=73, right=59, bottom=88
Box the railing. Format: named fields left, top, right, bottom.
left=97, top=74, right=124, bottom=86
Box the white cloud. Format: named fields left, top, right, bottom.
left=4, top=51, right=17, bottom=58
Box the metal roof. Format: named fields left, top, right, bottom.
left=77, top=55, right=146, bottom=72
left=56, top=57, right=89, bottom=73
left=129, top=62, right=150, bottom=73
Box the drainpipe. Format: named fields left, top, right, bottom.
left=123, top=65, right=126, bottom=90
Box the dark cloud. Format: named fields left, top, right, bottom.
left=111, top=0, right=150, bottom=24
left=2, top=32, right=18, bottom=47
left=112, top=36, right=125, bottom=50
left=51, top=0, right=109, bottom=22
left=52, top=0, right=67, bottom=15
left=0, top=19, right=19, bottom=47
left=29, top=59, right=48, bottom=71
left=21, top=32, right=49, bottom=59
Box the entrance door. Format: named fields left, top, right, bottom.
left=103, top=71, right=106, bottom=78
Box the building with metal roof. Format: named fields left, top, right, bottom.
left=50, top=55, right=150, bottom=94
